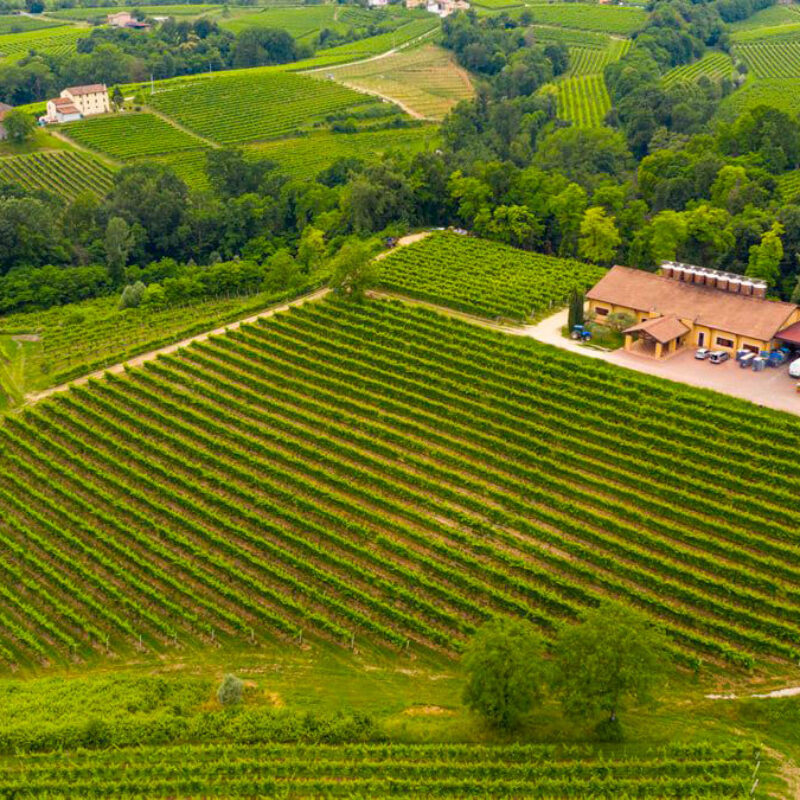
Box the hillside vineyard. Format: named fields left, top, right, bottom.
left=1, top=298, right=799, bottom=670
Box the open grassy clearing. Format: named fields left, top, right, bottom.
left=734, top=40, right=800, bottom=79
left=0, top=741, right=757, bottom=797
left=556, top=73, right=610, bottom=128
left=0, top=24, right=85, bottom=61
left=716, top=77, right=800, bottom=119
left=148, top=71, right=377, bottom=144
left=378, top=233, right=604, bottom=321
left=59, top=112, right=209, bottom=160
left=1, top=293, right=800, bottom=674
left=662, top=51, right=734, bottom=87
left=0, top=150, right=114, bottom=201
left=323, top=44, right=474, bottom=120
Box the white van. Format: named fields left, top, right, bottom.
left=789, top=357, right=800, bottom=378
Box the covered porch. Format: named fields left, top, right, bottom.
left=623, top=316, right=690, bottom=359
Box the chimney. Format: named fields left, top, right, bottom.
left=753, top=284, right=766, bottom=299
left=728, top=278, right=741, bottom=294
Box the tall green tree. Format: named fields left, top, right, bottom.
left=747, top=221, right=784, bottom=287
left=578, top=206, right=620, bottom=265
left=552, top=601, right=669, bottom=739
left=104, top=216, right=134, bottom=285
left=330, top=240, right=377, bottom=301
left=3, top=109, right=35, bottom=144
left=462, top=617, right=546, bottom=730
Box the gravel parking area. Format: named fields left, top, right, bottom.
left=526, top=309, right=800, bottom=415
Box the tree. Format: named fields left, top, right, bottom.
left=567, top=289, right=584, bottom=331
left=3, top=109, right=35, bottom=144
left=104, top=216, right=134, bottom=285
left=605, top=311, right=636, bottom=333
left=462, top=618, right=546, bottom=730
left=746, top=221, right=783, bottom=287
left=263, top=248, right=301, bottom=292
left=217, top=674, right=244, bottom=707
left=330, top=240, right=377, bottom=301
left=119, top=281, right=145, bottom=309
left=297, top=226, right=325, bottom=272
left=649, top=209, right=688, bottom=265
left=111, top=85, right=124, bottom=111
left=552, top=602, right=670, bottom=739
left=578, top=207, right=621, bottom=265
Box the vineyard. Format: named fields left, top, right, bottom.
left=0, top=15, right=63, bottom=34
left=778, top=169, right=800, bottom=200
left=729, top=2, right=800, bottom=32
left=377, top=233, right=605, bottom=321
left=219, top=4, right=338, bottom=37
left=2, top=296, right=799, bottom=669
left=149, top=72, right=377, bottom=144
left=716, top=77, right=800, bottom=119
left=557, top=73, right=610, bottom=128
left=568, top=39, right=631, bottom=77
left=662, top=52, right=734, bottom=87
left=60, top=113, right=209, bottom=160
left=0, top=151, right=114, bottom=201
left=0, top=25, right=85, bottom=62
left=48, top=4, right=221, bottom=19
left=324, top=44, right=474, bottom=120
left=518, top=2, right=646, bottom=35
left=0, top=741, right=756, bottom=797
left=734, top=41, right=800, bottom=79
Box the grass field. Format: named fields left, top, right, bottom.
left=515, top=2, right=646, bottom=35
left=0, top=150, right=114, bottom=201
left=662, top=51, right=734, bottom=87
left=0, top=741, right=757, bottom=797
left=556, top=73, right=610, bottom=128
left=59, top=112, right=209, bottom=159
left=734, top=41, right=800, bottom=79
left=2, top=294, right=800, bottom=671
left=0, top=24, right=85, bottom=61
left=323, top=44, right=474, bottom=120
left=148, top=72, right=377, bottom=144
left=377, top=233, right=605, bottom=321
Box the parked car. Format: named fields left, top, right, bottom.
left=790, top=357, right=800, bottom=378
left=695, top=347, right=710, bottom=360
left=709, top=351, right=730, bottom=364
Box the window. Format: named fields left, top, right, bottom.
left=743, top=344, right=760, bottom=354
left=716, top=336, right=734, bottom=349
left=595, top=307, right=609, bottom=316
left=697, top=332, right=705, bottom=347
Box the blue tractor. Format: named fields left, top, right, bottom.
left=570, top=324, right=592, bottom=342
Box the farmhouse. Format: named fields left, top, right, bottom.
left=587, top=263, right=800, bottom=358
left=107, top=11, right=150, bottom=29
left=43, top=84, right=110, bottom=124
left=0, top=102, right=12, bottom=140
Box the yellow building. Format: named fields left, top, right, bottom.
left=586, top=264, right=800, bottom=358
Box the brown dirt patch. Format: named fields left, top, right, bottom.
left=402, top=705, right=454, bottom=717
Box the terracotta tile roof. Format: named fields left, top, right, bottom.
left=776, top=321, right=800, bottom=346
left=623, top=315, right=690, bottom=344
left=51, top=98, right=80, bottom=114
left=587, top=265, right=797, bottom=342
left=64, top=84, right=106, bottom=96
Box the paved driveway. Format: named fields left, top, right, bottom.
left=525, top=309, right=800, bottom=415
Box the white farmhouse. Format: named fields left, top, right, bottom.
left=43, top=84, right=110, bottom=124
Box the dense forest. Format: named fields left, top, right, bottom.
left=3, top=0, right=800, bottom=315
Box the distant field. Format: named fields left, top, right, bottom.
left=0, top=25, right=85, bottom=61
left=60, top=113, right=209, bottom=159
left=0, top=14, right=64, bottom=34
left=716, top=77, right=800, bottom=119
left=557, top=73, right=610, bottom=128
left=777, top=169, right=800, bottom=200
left=731, top=21, right=800, bottom=42
left=735, top=41, right=800, bottom=78
left=146, top=126, right=439, bottom=188
left=568, top=39, right=630, bottom=77
left=0, top=150, right=114, bottom=201
left=515, top=2, right=646, bottom=35
left=378, top=232, right=605, bottom=321
left=529, top=24, right=610, bottom=48
left=662, top=51, right=734, bottom=87
left=324, top=44, right=474, bottom=120
left=47, top=4, right=221, bottom=19
left=729, top=2, right=800, bottom=32
left=149, top=72, right=377, bottom=144
left=219, top=4, right=336, bottom=36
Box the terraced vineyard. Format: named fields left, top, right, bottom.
left=149, top=72, right=377, bottom=144
left=0, top=15, right=63, bottom=34
left=568, top=39, right=631, bottom=77
left=518, top=2, right=646, bottom=34
left=778, top=169, right=800, bottom=200
left=557, top=73, right=610, bottom=128
left=0, top=151, right=114, bottom=201
left=0, top=741, right=755, bottom=797
left=0, top=25, right=84, bottom=61
left=324, top=44, right=474, bottom=120
left=3, top=295, right=799, bottom=670
left=663, top=52, right=734, bottom=87
left=735, top=41, right=800, bottom=78
left=60, top=113, right=208, bottom=160
left=378, top=233, right=605, bottom=320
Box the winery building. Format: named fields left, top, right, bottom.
left=586, top=263, right=800, bottom=358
